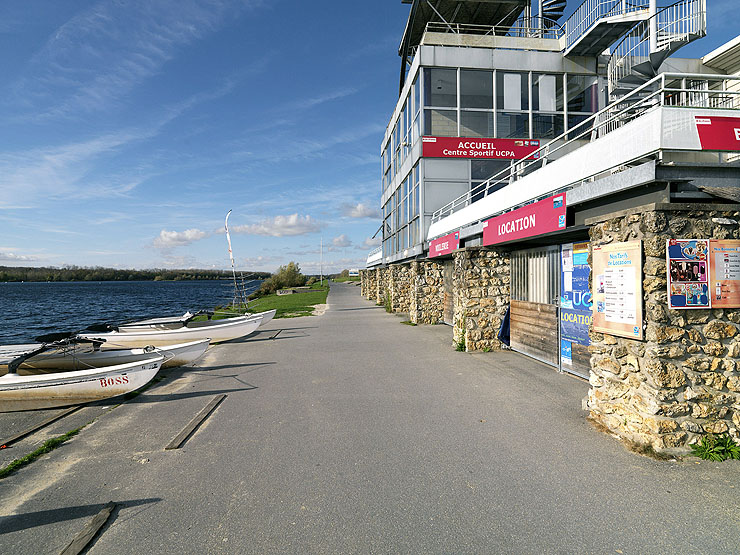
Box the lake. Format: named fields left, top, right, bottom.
left=0, top=280, right=261, bottom=344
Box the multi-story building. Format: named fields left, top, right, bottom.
left=363, top=0, right=740, bottom=452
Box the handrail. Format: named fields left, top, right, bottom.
left=563, top=0, right=650, bottom=50
left=430, top=72, right=740, bottom=226
left=424, top=17, right=564, bottom=40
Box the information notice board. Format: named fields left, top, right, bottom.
left=668, top=239, right=740, bottom=309
left=592, top=240, right=643, bottom=340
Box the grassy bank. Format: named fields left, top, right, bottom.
left=212, top=280, right=329, bottom=319
left=332, top=276, right=360, bottom=282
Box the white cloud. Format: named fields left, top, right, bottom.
left=332, top=234, right=352, bottom=248
left=0, top=252, right=37, bottom=262
left=342, top=202, right=380, bottom=219
left=153, top=228, right=208, bottom=248
left=232, top=214, right=324, bottom=237
left=357, top=237, right=381, bottom=250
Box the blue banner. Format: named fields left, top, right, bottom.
left=561, top=242, right=591, bottom=347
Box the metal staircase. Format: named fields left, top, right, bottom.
left=563, top=0, right=651, bottom=56
left=608, top=0, right=706, bottom=98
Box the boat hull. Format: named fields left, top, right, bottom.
left=0, top=356, right=164, bottom=412
left=78, top=315, right=260, bottom=347
left=5, top=339, right=210, bottom=374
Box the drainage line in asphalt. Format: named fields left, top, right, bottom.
left=0, top=406, right=81, bottom=449
left=165, top=394, right=226, bottom=450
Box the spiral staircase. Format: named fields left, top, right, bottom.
left=608, top=0, right=706, bottom=99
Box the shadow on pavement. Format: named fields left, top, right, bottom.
left=0, top=498, right=161, bottom=535
left=122, top=386, right=257, bottom=404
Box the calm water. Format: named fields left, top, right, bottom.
left=0, top=280, right=260, bottom=344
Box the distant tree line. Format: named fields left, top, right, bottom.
left=0, top=265, right=271, bottom=283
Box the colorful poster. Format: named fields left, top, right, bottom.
left=667, top=239, right=710, bottom=309
left=482, top=193, right=566, bottom=246
left=708, top=240, right=740, bottom=308
left=695, top=116, right=740, bottom=151
left=560, top=339, right=572, bottom=367
left=422, top=136, right=540, bottom=159
left=592, top=241, right=643, bottom=340
left=560, top=241, right=592, bottom=348
left=428, top=231, right=460, bottom=258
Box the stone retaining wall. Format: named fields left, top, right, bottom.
left=452, top=248, right=510, bottom=352
left=409, top=260, right=445, bottom=324
left=587, top=205, right=740, bottom=452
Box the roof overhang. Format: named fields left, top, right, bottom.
left=703, top=35, right=740, bottom=73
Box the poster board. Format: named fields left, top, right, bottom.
left=708, top=240, right=740, bottom=308
left=667, top=239, right=710, bottom=309
left=668, top=239, right=740, bottom=309
left=592, top=240, right=643, bottom=340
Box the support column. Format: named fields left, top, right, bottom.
left=587, top=205, right=740, bottom=453
left=452, top=247, right=511, bottom=352
left=409, top=260, right=445, bottom=325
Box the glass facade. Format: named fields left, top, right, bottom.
left=381, top=65, right=599, bottom=258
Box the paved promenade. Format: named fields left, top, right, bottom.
left=1, top=282, right=739, bottom=553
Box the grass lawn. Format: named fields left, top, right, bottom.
left=208, top=280, right=330, bottom=319
left=332, top=276, right=360, bottom=282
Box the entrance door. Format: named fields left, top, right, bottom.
left=510, top=247, right=560, bottom=366
left=443, top=260, right=455, bottom=325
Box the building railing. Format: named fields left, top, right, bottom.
left=424, top=16, right=564, bottom=41
left=564, top=0, right=650, bottom=51
left=430, top=73, right=740, bottom=225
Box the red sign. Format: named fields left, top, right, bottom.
left=429, top=231, right=460, bottom=258
left=482, top=193, right=566, bottom=246
left=422, top=137, right=540, bottom=159
left=695, top=116, right=740, bottom=151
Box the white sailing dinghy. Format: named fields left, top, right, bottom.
left=118, top=309, right=276, bottom=332
left=77, top=314, right=260, bottom=348
left=0, top=350, right=164, bottom=412
left=0, top=339, right=210, bottom=374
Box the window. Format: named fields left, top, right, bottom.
left=460, top=111, right=494, bottom=137
left=460, top=70, right=493, bottom=109
left=496, top=112, right=529, bottom=139
left=470, top=159, right=509, bottom=201
left=424, top=68, right=457, bottom=108
left=424, top=109, right=457, bottom=136
left=497, top=72, right=529, bottom=111
left=567, top=75, right=598, bottom=113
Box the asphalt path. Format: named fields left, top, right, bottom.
left=0, top=281, right=738, bottom=554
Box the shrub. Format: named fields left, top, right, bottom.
left=254, top=262, right=307, bottom=297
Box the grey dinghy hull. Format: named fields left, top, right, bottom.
left=0, top=339, right=210, bottom=375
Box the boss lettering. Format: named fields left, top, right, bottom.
left=99, top=375, right=130, bottom=388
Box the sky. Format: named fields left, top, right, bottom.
left=0, top=0, right=737, bottom=275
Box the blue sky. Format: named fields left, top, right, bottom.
left=0, top=0, right=408, bottom=274
left=0, top=1, right=736, bottom=274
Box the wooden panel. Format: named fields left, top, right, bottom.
left=443, top=261, right=454, bottom=325
left=510, top=299, right=558, bottom=366
left=568, top=343, right=591, bottom=379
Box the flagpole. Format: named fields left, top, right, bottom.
left=320, top=236, right=323, bottom=285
